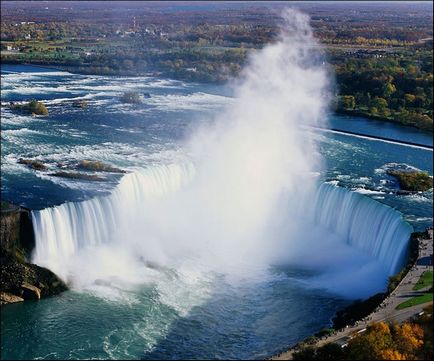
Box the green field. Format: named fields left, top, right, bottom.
left=413, top=271, right=434, bottom=291
left=396, top=293, right=433, bottom=310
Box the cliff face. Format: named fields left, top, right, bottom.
left=1, top=202, right=67, bottom=305
left=1, top=204, right=34, bottom=259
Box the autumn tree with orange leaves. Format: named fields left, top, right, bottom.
left=293, top=304, right=432, bottom=360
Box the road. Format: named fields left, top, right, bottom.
left=271, top=228, right=433, bottom=360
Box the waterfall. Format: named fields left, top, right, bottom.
left=32, top=164, right=412, bottom=287
left=30, top=10, right=412, bottom=297
left=313, top=183, right=413, bottom=276
left=31, top=163, right=196, bottom=277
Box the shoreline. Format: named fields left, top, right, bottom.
left=269, top=227, right=433, bottom=360
left=334, top=108, right=433, bottom=134
left=1, top=62, right=156, bottom=78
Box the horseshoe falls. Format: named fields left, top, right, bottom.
left=31, top=165, right=413, bottom=296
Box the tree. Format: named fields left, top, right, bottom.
left=293, top=347, right=317, bottom=360
left=339, top=95, right=356, bottom=110
left=406, top=64, right=418, bottom=75
left=369, top=107, right=379, bottom=116
left=372, top=97, right=388, bottom=111
left=383, top=82, right=396, bottom=98
left=417, top=304, right=433, bottom=360
left=404, top=93, right=416, bottom=105
left=414, top=95, right=426, bottom=108
left=393, top=322, right=424, bottom=358
left=122, top=59, right=134, bottom=70
left=316, top=343, right=346, bottom=360
left=380, top=107, right=391, bottom=118
left=378, top=349, right=406, bottom=360
left=347, top=322, right=393, bottom=360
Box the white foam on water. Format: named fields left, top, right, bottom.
left=353, top=187, right=386, bottom=195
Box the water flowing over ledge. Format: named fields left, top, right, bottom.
left=32, top=163, right=412, bottom=289
left=314, top=183, right=413, bottom=276
left=31, top=163, right=196, bottom=277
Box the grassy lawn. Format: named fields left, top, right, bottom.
left=413, top=271, right=433, bottom=291
left=396, top=293, right=433, bottom=310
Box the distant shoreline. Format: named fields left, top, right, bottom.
left=1, top=62, right=156, bottom=78
left=334, top=108, right=433, bottom=134
left=2, top=61, right=433, bottom=136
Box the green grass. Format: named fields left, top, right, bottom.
left=396, top=293, right=433, bottom=310
left=413, top=271, right=433, bottom=291
left=1, top=200, right=11, bottom=210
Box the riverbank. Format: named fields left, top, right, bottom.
left=335, top=108, right=433, bottom=133
left=2, top=61, right=432, bottom=134
left=1, top=61, right=163, bottom=79
left=270, top=228, right=433, bottom=360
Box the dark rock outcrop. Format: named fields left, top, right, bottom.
left=387, top=170, right=433, bottom=192
left=50, top=171, right=104, bottom=181
left=52, top=160, right=126, bottom=179
left=10, top=100, right=49, bottom=116
left=1, top=250, right=67, bottom=303
left=0, top=292, right=24, bottom=304
left=18, top=158, right=48, bottom=171
left=21, top=282, right=41, bottom=299
left=72, top=99, right=88, bottom=108
left=76, top=160, right=125, bottom=173
left=1, top=201, right=67, bottom=305
left=119, top=91, right=142, bottom=104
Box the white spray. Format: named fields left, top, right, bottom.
left=32, top=10, right=410, bottom=300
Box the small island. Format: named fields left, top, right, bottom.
left=387, top=170, right=433, bottom=192
left=72, top=99, right=88, bottom=108
left=50, top=160, right=126, bottom=180
left=10, top=100, right=49, bottom=116
left=76, top=160, right=125, bottom=173
left=50, top=171, right=104, bottom=181
left=18, top=158, right=47, bottom=171
left=119, top=91, right=142, bottom=104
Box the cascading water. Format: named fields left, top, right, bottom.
left=32, top=163, right=196, bottom=279
left=32, top=162, right=413, bottom=297
left=31, top=9, right=412, bottom=301
left=313, top=183, right=412, bottom=276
